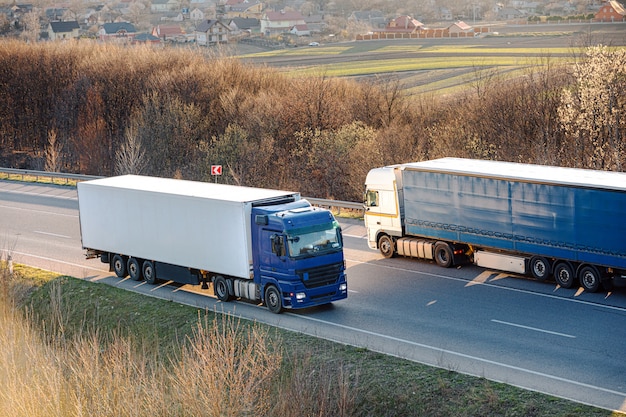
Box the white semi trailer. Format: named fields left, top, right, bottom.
left=78, top=175, right=348, bottom=313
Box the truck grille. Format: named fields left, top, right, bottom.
left=296, top=262, right=343, bottom=289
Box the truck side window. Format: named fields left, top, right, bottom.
left=366, top=190, right=379, bottom=207
left=271, top=235, right=286, bottom=257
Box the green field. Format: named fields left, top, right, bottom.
left=237, top=36, right=624, bottom=96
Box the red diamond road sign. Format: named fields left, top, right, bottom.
left=211, top=165, right=222, bottom=176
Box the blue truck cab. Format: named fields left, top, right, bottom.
left=252, top=200, right=348, bottom=313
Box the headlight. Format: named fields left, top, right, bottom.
left=339, top=283, right=347, bottom=291
left=295, top=292, right=306, bottom=300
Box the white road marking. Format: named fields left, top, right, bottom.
left=0, top=187, right=77, bottom=200
left=491, top=319, right=576, bottom=338
left=0, top=204, right=78, bottom=217
left=33, top=230, right=72, bottom=239
left=4, top=250, right=105, bottom=272
left=343, top=233, right=367, bottom=239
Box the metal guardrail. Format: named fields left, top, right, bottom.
left=0, top=167, right=103, bottom=183
left=0, top=167, right=364, bottom=214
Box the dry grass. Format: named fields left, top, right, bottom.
left=0, top=255, right=360, bottom=417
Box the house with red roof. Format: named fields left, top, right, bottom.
left=152, top=24, right=186, bottom=41
left=595, top=0, right=626, bottom=21
left=384, top=15, right=424, bottom=33
left=447, top=21, right=473, bottom=36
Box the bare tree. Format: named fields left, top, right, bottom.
left=21, top=10, right=40, bottom=43
left=114, top=125, right=148, bottom=175
left=44, top=129, right=63, bottom=172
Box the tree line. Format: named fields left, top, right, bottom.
left=0, top=40, right=624, bottom=201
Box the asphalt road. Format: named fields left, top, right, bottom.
left=1, top=180, right=625, bottom=413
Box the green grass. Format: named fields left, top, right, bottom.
left=243, top=43, right=578, bottom=98
left=11, top=265, right=624, bottom=417
left=236, top=41, right=624, bottom=99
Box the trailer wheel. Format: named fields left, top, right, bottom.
left=112, top=254, right=128, bottom=278
left=434, top=242, right=453, bottom=268
left=529, top=256, right=550, bottom=281
left=554, top=262, right=575, bottom=289
left=578, top=265, right=601, bottom=293
left=214, top=276, right=231, bottom=302
left=265, top=285, right=282, bottom=314
left=128, top=258, right=142, bottom=281
left=378, top=235, right=396, bottom=258
left=142, top=261, right=157, bottom=285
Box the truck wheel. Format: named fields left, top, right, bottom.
left=265, top=285, right=282, bottom=314
left=142, top=261, right=157, bottom=285
left=128, top=258, right=142, bottom=281
left=578, top=265, right=601, bottom=293
left=214, top=276, right=231, bottom=302
left=529, top=256, right=550, bottom=281
left=378, top=235, right=396, bottom=258
left=112, top=254, right=128, bottom=278
left=554, top=262, right=575, bottom=289
left=434, top=242, right=453, bottom=268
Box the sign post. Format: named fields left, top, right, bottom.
left=211, top=165, right=222, bottom=183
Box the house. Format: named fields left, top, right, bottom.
left=225, top=0, right=262, bottom=18
left=384, top=15, right=424, bottom=33
left=348, top=10, right=386, bottom=28
left=194, top=19, right=229, bottom=45
left=45, top=8, right=67, bottom=21
left=595, top=0, right=626, bottom=21
left=260, top=10, right=305, bottom=35
left=190, top=7, right=205, bottom=21
left=190, top=0, right=214, bottom=11
left=159, top=12, right=184, bottom=22
left=497, top=7, right=525, bottom=19
left=304, top=14, right=324, bottom=34
left=447, top=20, right=473, bottom=35
left=289, top=23, right=310, bottom=36
left=48, top=20, right=80, bottom=40
left=227, top=17, right=260, bottom=34
left=132, top=32, right=161, bottom=45
left=510, top=0, right=540, bottom=14
left=150, top=0, right=180, bottom=13
left=11, top=3, right=33, bottom=18
left=152, top=24, right=185, bottom=41
left=437, top=7, right=453, bottom=21
left=98, top=22, right=137, bottom=42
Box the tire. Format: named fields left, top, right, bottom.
left=578, top=265, right=601, bottom=293
left=127, top=257, right=142, bottom=281
left=214, top=276, right=231, bottom=302
left=265, top=285, right=282, bottom=314
left=554, top=261, right=575, bottom=289
left=434, top=242, right=453, bottom=268
left=112, top=254, right=128, bottom=278
left=378, top=235, right=396, bottom=258
left=529, top=256, right=550, bottom=281
left=142, top=260, right=157, bottom=285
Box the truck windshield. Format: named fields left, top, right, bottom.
left=286, top=222, right=342, bottom=258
